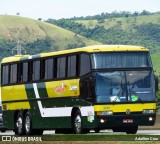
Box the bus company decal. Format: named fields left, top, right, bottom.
left=54, top=83, right=67, bottom=93
left=33, top=83, right=94, bottom=118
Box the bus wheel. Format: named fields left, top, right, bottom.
left=15, top=113, right=24, bottom=135
left=34, top=129, right=43, bottom=135
left=83, top=129, right=90, bottom=134
left=72, top=110, right=82, bottom=134
left=94, top=128, right=100, bottom=133
left=55, top=129, right=72, bottom=134
left=24, top=112, right=33, bottom=135
left=126, top=126, right=138, bottom=134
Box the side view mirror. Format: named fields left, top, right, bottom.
left=155, top=77, right=159, bottom=92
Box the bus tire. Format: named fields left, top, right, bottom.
left=33, top=129, right=43, bottom=135
left=126, top=126, right=138, bottom=134
left=72, top=110, right=82, bottom=134
left=55, top=128, right=72, bottom=134
left=24, top=111, right=33, bottom=135
left=55, top=129, right=63, bottom=134
left=15, top=112, right=24, bottom=135
left=94, top=128, right=100, bottom=133
left=83, top=129, right=90, bottom=134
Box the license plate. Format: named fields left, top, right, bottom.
left=123, top=119, right=133, bottom=123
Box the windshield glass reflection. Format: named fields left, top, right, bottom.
left=95, top=71, right=154, bottom=103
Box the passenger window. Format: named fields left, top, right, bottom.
left=2, top=65, right=9, bottom=85
left=68, top=55, right=77, bottom=77
left=33, top=61, right=40, bottom=81
left=45, top=59, right=54, bottom=80
left=80, top=54, right=91, bottom=76
left=10, top=64, right=17, bottom=84
left=22, top=62, right=28, bottom=82
left=57, top=57, right=66, bottom=78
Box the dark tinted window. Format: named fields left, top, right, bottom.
left=10, top=64, right=17, bottom=84
left=92, top=52, right=150, bottom=69
left=2, top=65, right=9, bottom=85
left=80, top=54, right=91, bottom=76
left=57, top=57, right=66, bottom=78
left=33, top=61, right=40, bottom=81
left=68, top=55, right=77, bottom=77
left=22, top=62, right=28, bottom=82
left=45, top=59, right=54, bottom=80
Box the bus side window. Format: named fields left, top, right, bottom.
left=44, top=58, right=54, bottom=80
left=33, top=60, right=40, bottom=81
left=2, top=65, right=9, bottom=85
left=10, top=64, right=17, bottom=84
left=22, top=62, right=29, bottom=82
left=67, top=55, right=77, bottom=77
left=57, top=57, right=66, bottom=79
left=80, top=54, right=91, bottom=76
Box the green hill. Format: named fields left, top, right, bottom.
left=0, top=15, right=101, bottom=59
left=75, top=14, right=160, bottom=29
left=47, top=13, right=160, bottom=53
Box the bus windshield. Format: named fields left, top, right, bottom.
left=92, top=52, right=151, bottom=68
left=95, top=70, right=155, bottom=103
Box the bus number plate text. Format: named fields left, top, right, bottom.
left=123, top=119, right=133, bottom=123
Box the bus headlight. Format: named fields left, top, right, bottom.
left=149, top=117, right=153, bottom=121
left=97, top=111, right=113, bottom=116
left=143, top=109, right=155, bottom=114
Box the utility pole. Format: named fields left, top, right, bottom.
left=12, top=41, right=26, bottom=55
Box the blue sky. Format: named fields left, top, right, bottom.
left=0, top=0, right=160, bottom=20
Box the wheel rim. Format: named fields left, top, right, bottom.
left=74, top=115, right=81, bottom=133
left=25, top=116, right=31, bottom=133
left=16, top=116, right=22, bottom=133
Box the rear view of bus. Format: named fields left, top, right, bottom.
left=91, top=46, right=157, bottom=134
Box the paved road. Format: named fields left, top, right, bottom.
left=1, top=130, right=160, bottom=135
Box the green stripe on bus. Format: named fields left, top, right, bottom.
left=24, top=84, right=39, bottom=108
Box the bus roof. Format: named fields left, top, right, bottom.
left=1, top=45, right=149, bottom=64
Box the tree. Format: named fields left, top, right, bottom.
left=133, top=11, right=139, bottom=17
left=140, top=10, right=150, bottom=16
left=38, top=18, right=42, bottom=21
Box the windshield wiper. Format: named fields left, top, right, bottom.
left=127, top=81, right=141, bottom=102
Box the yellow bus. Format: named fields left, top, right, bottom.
left=1, top=45, right=157, bottom=135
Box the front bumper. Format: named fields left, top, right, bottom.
left=95, top=113, right=156, bottom=129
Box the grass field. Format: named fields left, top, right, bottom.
left=0, top=141, right=159, bottom=144
left=0, top=134, right=160, bottom=143
left=151, top=54, right=160, bottom=76
left=0, top=135, right=159, bottom=143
